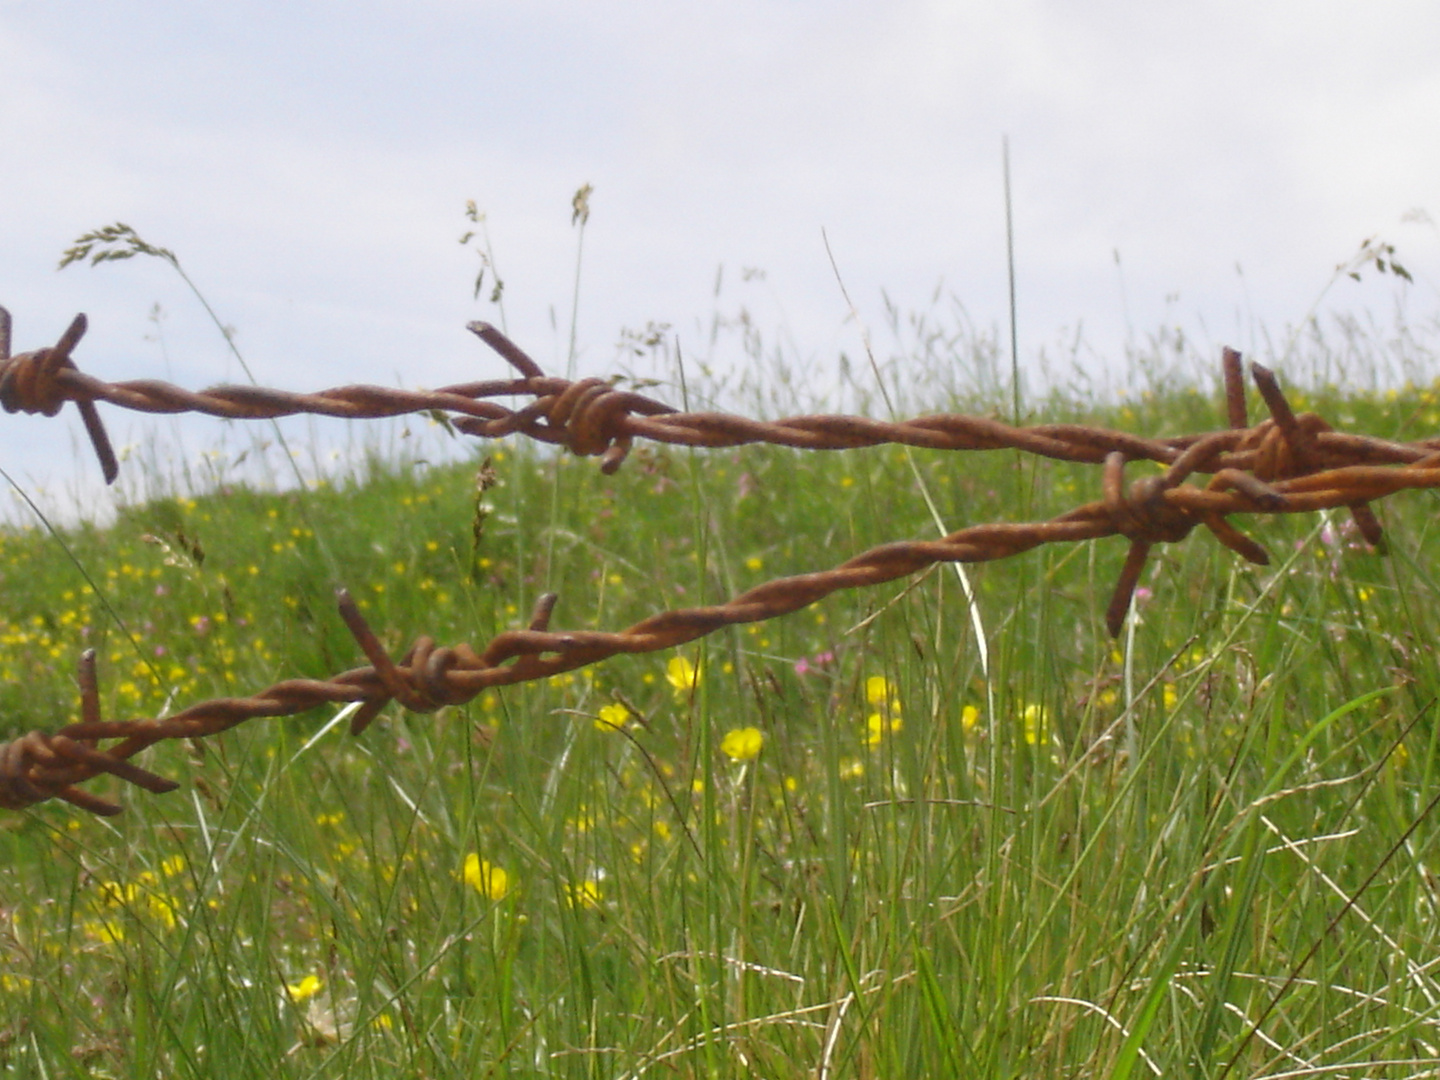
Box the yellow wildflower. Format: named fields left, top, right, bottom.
left=595, top=703, right=629, bottom=732
left=721, top=726, right=764, bottom=761
left=866, top=712, right=903, bottom=747
left=286, top=975, right=324, bottom=1002
left=666, top=655, right=700, bottom=695
left=567, top=879, right=603, bottom=909
left=865, top=675, right=896, bottom=707
left=1022, top=704, right=1052, bottom=746
left=462, top=854, right=512, bottom=901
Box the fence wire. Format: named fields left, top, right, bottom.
left=2, top=306, right=1438, bottom=816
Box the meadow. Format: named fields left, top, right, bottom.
left=3, top=287, right=1440, bottom=1078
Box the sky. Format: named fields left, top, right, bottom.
left=2, top=1, right=1439, bottom=517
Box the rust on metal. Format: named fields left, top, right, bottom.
left=0, top=307, right=1436, bottom=815
left=0, top=309, right=117, bottom=483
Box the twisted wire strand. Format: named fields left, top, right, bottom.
left=0, top=307, right=1437, bottom=816
left=3, top=310, right=1433, bottom=483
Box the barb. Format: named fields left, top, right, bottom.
left=2, top=310, right=1440, bottom=815
left=0, top=308, right=117, bottom=483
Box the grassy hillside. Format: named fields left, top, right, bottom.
left=3, top=363, right=1440, bottom=1077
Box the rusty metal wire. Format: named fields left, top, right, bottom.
left=2, top=306, right=1440, bottom=816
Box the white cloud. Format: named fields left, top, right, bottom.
left=1, top=1, right=1438, bottom=514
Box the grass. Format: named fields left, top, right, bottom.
left=4, top=296, right=1440, bottom=1077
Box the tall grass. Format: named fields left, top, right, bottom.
left=3, top=240, right=1440, bottom=1076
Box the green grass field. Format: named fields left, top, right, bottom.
left=4, top=329, right=1440, bottom=1078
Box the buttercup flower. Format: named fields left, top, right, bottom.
left=567, top=878, right=603, bottom=909
left=1022, top=704, right=1051, bottom=746
left=666, top=655, right=700, bottom=695
left=838, top=757, right=865, bottom=780
left=864, top=675, right=903, bottom=746
left=286, top=974, right=324, bottom=1003
left=865, top=675, right=898, bottom=708
left=866, top=711, right=903, bottom=747
left=595, top=703, right=629, bottom=732
left=463, top=854, right=512, bottom=900
left=721, top=726, right=764, bottom=761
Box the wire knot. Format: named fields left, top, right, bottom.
left=1242, top=413, right=1333, bottom=483
left=0, top=311, right=118, bottom=483
left=542, top=377, right=637, bottom=473
left=1104, top=459, right=1197, bottom=546
left=336, top=589, right=488, bottom=734
left=467, top=322, right=676, bottom=474
left=1101, top=454, right=1202, bottom=636
left=0, top=650, right=179, bottom=815
left=0, top=347, right=72, bottom=417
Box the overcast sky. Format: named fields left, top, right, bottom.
left=3, top=1, right=1439, bottom=514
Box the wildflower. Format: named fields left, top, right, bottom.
left=864, top=675, right=902, bottom=746
left=462, top=854, right=511, bottom=900
left=866, top=712, right=902, bottom=747
left=721, top=726, right=763, bottom=761
left=595, top=703, right=629, bottom=732
left=865, top=675, right=896, bottom=707
left=795, top=650, right=835, bottom=677
left=83, top=918, right=124, bottom=944
left=569, top=805, right=597, bottom=833
left=286, top=975, right=324, bottom=1003
left=1022, top=704, right=1052, bottom=746
left=961, top=705, right=981, bottom=731
left=567, top=878, right=603, bottom=909
left=745, top=556, right=764, bottom=572
left=96, top=879, right=132, bottom=908
left=666, top=655, right=700, bottom=696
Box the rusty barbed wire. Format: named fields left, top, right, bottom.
left=4, top=309, right=1435, bottom=483
left=2, top=307, right=1440, bottom=817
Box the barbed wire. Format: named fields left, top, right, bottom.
left=2, top=307, right=1438, bottom=817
